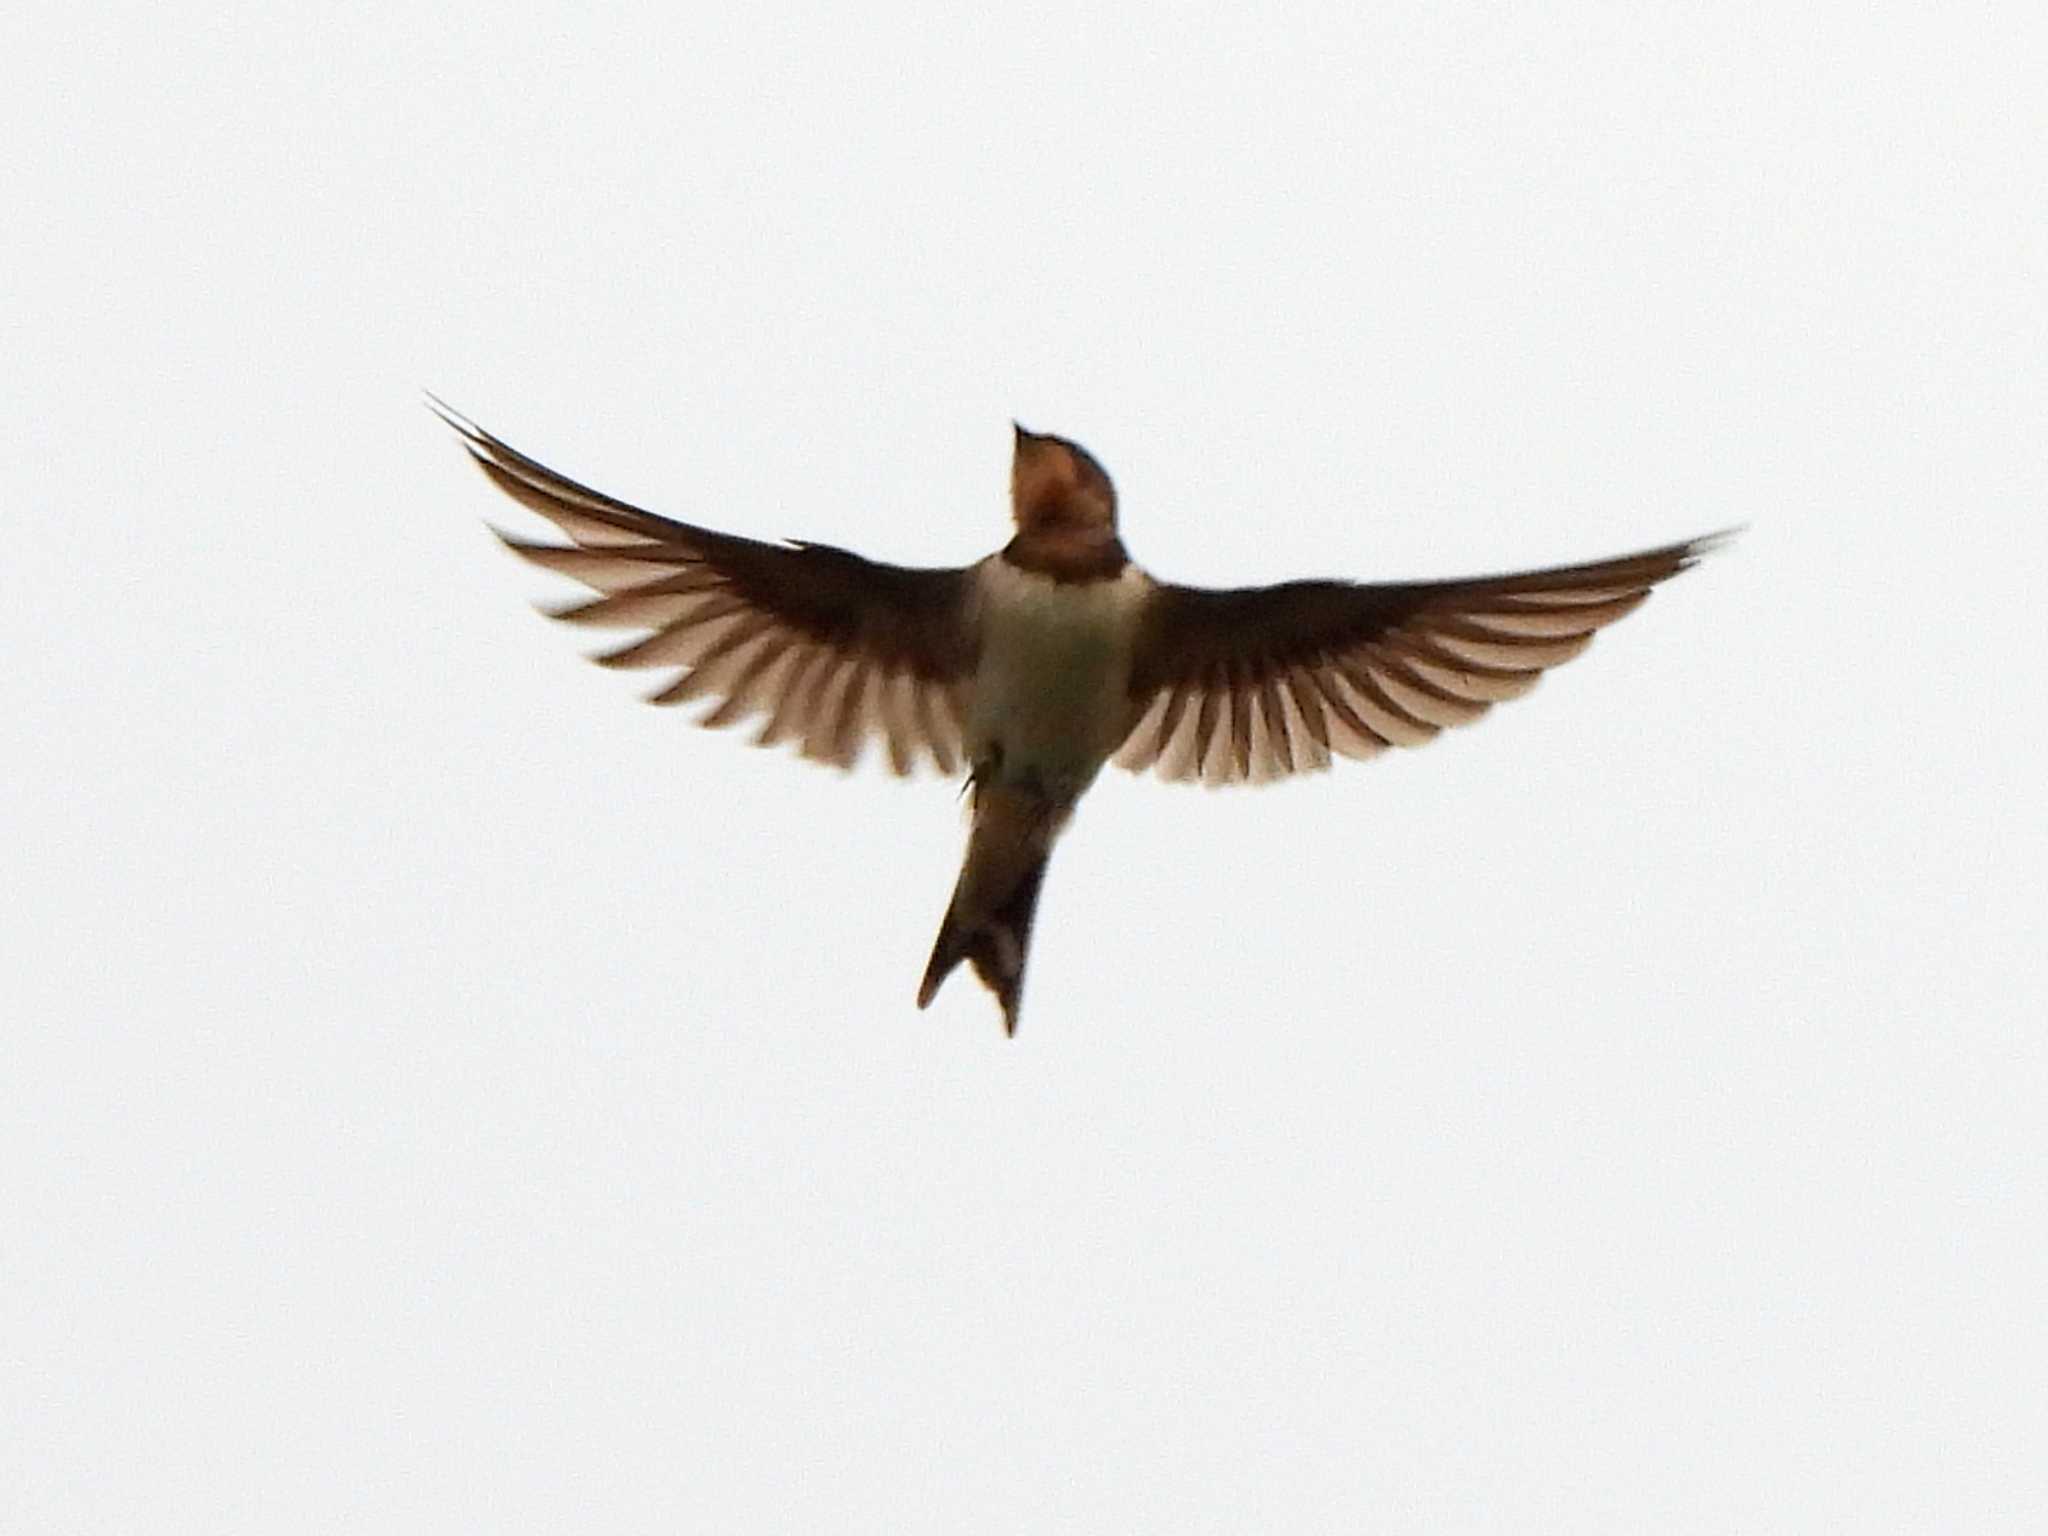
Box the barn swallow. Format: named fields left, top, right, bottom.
left=430, top=396, right=1732, bottom=1034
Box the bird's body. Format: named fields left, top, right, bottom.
left=921, top=558, right=1152, bottom=1028
left=431, top=396, right=1732, bottom=1035
left=966, top=557, right=1148, bottom=799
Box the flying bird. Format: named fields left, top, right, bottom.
left=430, top=396, right=1731, bottom=1034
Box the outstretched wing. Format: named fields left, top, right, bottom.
left=433, top=397, right=977, bottom=774
left=1116, top=531, right=1733, bottom=785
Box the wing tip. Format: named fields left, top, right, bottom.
left=423, top=389, right=482, bottom=440
left=428, top=392, right=518, bottom=489
left=1681, top=525, right=1745, bottom=565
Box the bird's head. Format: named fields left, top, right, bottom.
left=1009, top=424, right=1118, bottom=539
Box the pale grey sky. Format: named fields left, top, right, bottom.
left=4, top=2, right=2043, bottom=1530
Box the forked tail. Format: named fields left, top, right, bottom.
left=917, top=782, right=1070, bottom=1035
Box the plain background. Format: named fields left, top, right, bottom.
left=5, top=3, right=2042, bottom=1530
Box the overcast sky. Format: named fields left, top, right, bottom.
left=5, top=3, right=2043, bottom=1530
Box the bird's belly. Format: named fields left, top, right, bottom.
left=968, top=564, right=1145, bottom=798
left=971, top=633, right=1126, bottom=790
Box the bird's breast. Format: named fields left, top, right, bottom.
left=968, top=558, right=1151, bottom=796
